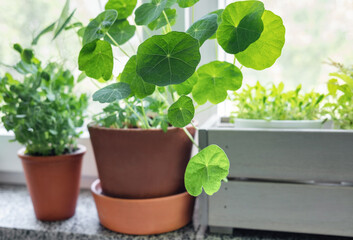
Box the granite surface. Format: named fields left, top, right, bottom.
left=0, top=184, right=351, bottom=240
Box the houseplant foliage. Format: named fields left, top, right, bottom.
left=78, top=0, right=285, bottom=196
left=230, top=81, right=325, bottom=121
left=325, top=60, right=353, bottom=129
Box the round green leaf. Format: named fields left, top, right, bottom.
left=217, top=1, right=264, bottom=54
left=185, top=145, right=230, bottom=196
left=148, top=8, right=177, bottom=30
left=208, top=9, right=223, bottom=39
left=120, top=55, right=155, bottom=99
left=136, top=31, right=201, bottom=86
left=82, top=10, right=118, bottom=45
left=92, top=82, right=131, bottom=103
left=78, top=40, right=113, bottom=80
left=177, top=0, right=199, bottom=8
left=168, top=95, right=195, bottom=127
left=134, top=0, right=167, bottom=26
left=192, top=61, right=242, bottom=105
left=105, top=0, right=137, bottom=20
left=173, top=72, right=198, bottom=95
left=235, top=11, right=285, bottom=70
left=104, top=19, right=136, bottom=45
left=186, top=14, right=218, bottom=46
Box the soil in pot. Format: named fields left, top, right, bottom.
left=18, top=145, right=86, bottom=221
left=88, top=125, right=196, bottom=199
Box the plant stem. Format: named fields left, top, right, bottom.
left=106, top=32, right=130, bottom=58
left=139, top=99, right=150, bottom=128
left=191, top=121, right=198, bottom=130
left=240, top=65, right=243, bottom=70
left=168, top=85, right=175, bottom=102
left=233, top=55, right=236, bottom=65
left=192, top=6, right=195, bottom=24
left=215, top=40, right=218, bottom=58
left=183, top=127, right=200, bottom=151
left=124, top=99, right=149, bottom=129
left=162, top=10, right=172, bottom=33
left=90, top=78, right=101, bottom=89
left=143, top=26, right=152, bottom=38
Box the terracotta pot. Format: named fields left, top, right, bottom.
left=88, top=125, right=196, bottom=199
left=18, top=145, right=86, bottom=221
left=91, top=179, right=195, bottom=235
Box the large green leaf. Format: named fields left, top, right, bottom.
left=104, top=19, right=136, bottom=45
left=120, top=55, right=155, bottom=99
left=78, top=40, right=113, bottom=80
left=173, top=72, right=198, bottom=95
left=92, top=82, right=131, bottom=103
left=209, top=9, right=223, bottom=39
left=148, top=8, right=177, bottom=30
left=192, top=61, right=242, bottom=105
left=168, top=95, right=194, bottom=127
left=136, top=31, right=201, bottom=86
left=235, top=10, right=285, bottom=70
left=185, top=145, right=229, bottom=196
left=135, top=0, right=167, bottom=26
left=217, top=1, right=264, bottom=54
left=105, top=0, right=137, bottom=19
left=186, top=14, right=218, bottom=46
left=177, top=0, right=199, bottom=8
left=32, top=22, right=56, bottom=45
left=82, top=10, right=118, bottom=45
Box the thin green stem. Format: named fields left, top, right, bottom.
left=143, top=26, right=152, bottom=38
left=183, top=127, right=200, bottom=151
left=124, top=99, right=149, bottom=129
left=192, top=6, right=195, bottom=24
left=168, top=85, right=175, bottom=102
left=233, top=55, right=236, bottom=65
left=240, top=65, right=243, bottom=70
left=162, top=10, right=172, bottom=32
left=90, top=78, right=101, bottom=89
left=139, top=99, right=150, bottom=128
left=191, top=121, right=198, bottom=130
left=215, top=40, right=218, bottom=59
left=106, top=32, right=130, bottom=58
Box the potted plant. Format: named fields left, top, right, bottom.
left=228, top=81, right=325, bottom=129
left=324, top=60, right=353, bottom=129
left=0, top=1, right=88, bottom=221
left=77, top=0, right=285, bottom=234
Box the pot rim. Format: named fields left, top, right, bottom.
left=91, top=179, right=192, bottom=203
left=87, top=121, right=196, bottom=133
left=18, top=144, right=86, bottom=162
left=234, top=118, right=324, bottom=123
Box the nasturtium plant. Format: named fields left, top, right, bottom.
left=78, top=0, right=285, bottom=196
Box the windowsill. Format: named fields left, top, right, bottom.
left=0, top=183, right=346, bottom=240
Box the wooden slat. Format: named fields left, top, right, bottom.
left=207, top=129, right=353, bottom=182
left=208, top=181, right=353, bottom=237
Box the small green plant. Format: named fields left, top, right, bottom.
left=0, top=1, right=87, bottom=156
left=0, top=47, right=87, bottom=156
left=324, top=60, right=353, bottom=129
left=77, top=0, right=286, bottom=196
left=230, top=81, right=325, bottom=121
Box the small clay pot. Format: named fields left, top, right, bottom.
left=18, top=145, right=86, bottom=221
left=88, top=125, right=196, bottom=199
left=91, top=179, right=195, bottom=235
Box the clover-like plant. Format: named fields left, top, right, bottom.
left=77, top=0, right=286, bottom=196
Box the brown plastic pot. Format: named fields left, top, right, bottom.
left=88, top=124, right=195, bottom=199
left=91, top=179, right=195, bottom=235
left=18, top=145, right=86, bottom=221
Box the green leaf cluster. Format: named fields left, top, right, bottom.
left=230, top=81, right=325, bottom=121
left=0, top=46, right=88, bottom=156
left=324, top=60, right=353, bottom=129
left=76, top=0, right=286, bottom=197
